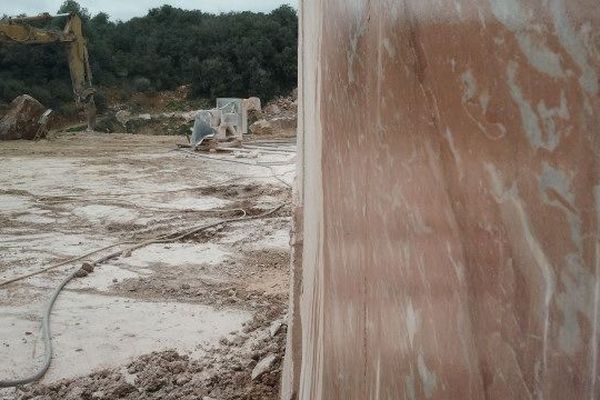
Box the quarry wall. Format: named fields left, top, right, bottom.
left=283, top=0, right=600, bottom=399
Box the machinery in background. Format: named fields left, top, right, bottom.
left=190, top=97, right=261, bottom=149
left=0, top=13, right=96, bottom=130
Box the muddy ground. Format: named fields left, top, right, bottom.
left=0, top=132, right=296, bottom=399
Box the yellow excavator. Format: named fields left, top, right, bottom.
left=0, top=12, right=96, bottom=130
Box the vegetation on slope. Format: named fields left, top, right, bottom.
left=0, top=0, right=298, bottom=115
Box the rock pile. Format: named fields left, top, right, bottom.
left=15, top=308, right=288, bottom=400
left=249, top=119, right=275, bottom=136
left=262, top=94, right=297, bottom=120
left=249, top=92, right=298, bottom=136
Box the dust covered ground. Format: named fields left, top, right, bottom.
left=0, top=132, right=296, bottom=399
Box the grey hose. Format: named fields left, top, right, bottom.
left=0, top=204, right=284, bottom=388
left=0, top=267, right=79, bottom=388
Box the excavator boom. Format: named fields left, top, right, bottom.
left=0, top=13, right=96, bottom=130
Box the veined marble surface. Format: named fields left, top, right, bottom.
left=284, top=0, right=600, bottom=399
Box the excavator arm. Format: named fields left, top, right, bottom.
left=0, top=13, right=96, bottom=130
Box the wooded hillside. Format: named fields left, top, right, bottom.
left=0, top=0, right=298, bottom=114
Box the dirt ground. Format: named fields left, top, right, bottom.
left=0, top=132, right=296, bottom=399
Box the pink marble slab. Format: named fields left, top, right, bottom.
left=283, top=1, right=600, bottom=399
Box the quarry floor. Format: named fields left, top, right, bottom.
left=0, top=132, right=295, bottom=400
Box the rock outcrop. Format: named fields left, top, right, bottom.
left=0, top=95, right=47, bottom=140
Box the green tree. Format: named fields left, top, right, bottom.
left=0, top=2, right=298, bottom=112
left=58, top=0, right=90, bottom=19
